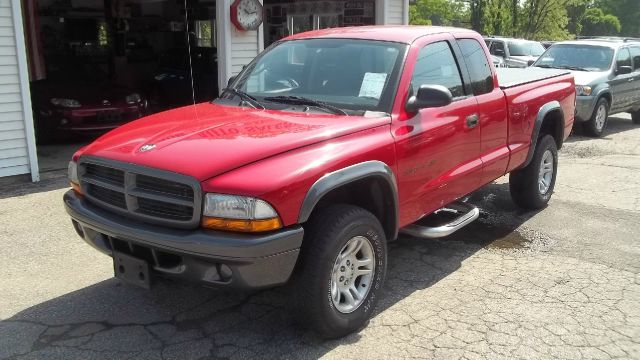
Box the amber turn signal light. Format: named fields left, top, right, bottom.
left=70, top=182, right=83, bottom=195
left=201, top=216, right=282, bottom=232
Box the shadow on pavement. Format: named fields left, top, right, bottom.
left=1, top=183, right=544, bottom=359
left=566, top=114, right=638, bottom=142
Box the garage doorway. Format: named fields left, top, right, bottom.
left=24, top=0, right=218, bottom=149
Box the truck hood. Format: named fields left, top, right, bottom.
left=80, top=103, right=390, bottom=181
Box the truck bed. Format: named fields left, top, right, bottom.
left=497, top=67, right=571, bottom=89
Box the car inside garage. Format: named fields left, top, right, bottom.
left=26, top=0, right=218, bottom=144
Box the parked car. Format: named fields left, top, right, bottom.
left=484, top=36, right=546, bottom=68
left=31, top=62, right=147, bottom=143
left=64, top=26, right=575, bottom=338
left=532, top=39, right=640, bottom=136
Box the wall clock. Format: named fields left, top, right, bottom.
left=231, top=0, right=263, bottom=31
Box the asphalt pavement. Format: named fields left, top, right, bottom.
left=1, top=114, right=639, bottom=359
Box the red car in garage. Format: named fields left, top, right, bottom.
left=31, top=62, right=147, bottom=142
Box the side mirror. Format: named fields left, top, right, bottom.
left=527, top=60, right=535, bottom=67
left=406, top=85, right=453, bottom=113
left=494, top=48, right=505, bottom=57
left=227, top=75, right=237, bottom=87
left=617, top=65, right=633, bottom=75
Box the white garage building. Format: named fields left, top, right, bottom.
left=0, top=0, right=408, bottom=182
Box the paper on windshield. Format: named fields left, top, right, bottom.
left=359, top=72, right=388, bottom=100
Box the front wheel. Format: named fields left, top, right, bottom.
left=584, top=98, right=609, bottom=137
left=509, top=135, right=559, bottom=209
left=292, top=205, right=387, bottom=338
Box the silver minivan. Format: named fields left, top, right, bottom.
left=532, top=39, right=640, bottom=137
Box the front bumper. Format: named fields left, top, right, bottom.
left=575, top=95, right=597, bottom=122
left=64, top=190, right=303, bottom=289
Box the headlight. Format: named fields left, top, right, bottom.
left=68, top=161, right=82, bottom=194
left=126, top=93, right=141, bottom=104
left=51, top=98, right=81, bottom=108
left=575, top=85, right=592, bottom=96
left=202, top=194, right=281, bottom=232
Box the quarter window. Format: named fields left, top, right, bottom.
left=411, top=41, right=464, bottom=98
left=457, top=39, right=494, bottom=95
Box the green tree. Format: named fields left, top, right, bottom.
left=596, top=0, right=640, bottom=37
left=409, top=0, right=467, bottom=26
left=519, top=0, right=571, bottom=40
left=580, top=8, right=621, bottom=36
left=483, top=0, right=512, bottom=36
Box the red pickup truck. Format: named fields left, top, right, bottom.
left=64, top=26, right=575, bottom=338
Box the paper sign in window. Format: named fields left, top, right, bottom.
left=359, top=72, right=388, bottom=100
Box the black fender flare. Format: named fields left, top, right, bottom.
left=298, top=161, right=399, bottom=240
left=522, top=101, right=565, bottom=168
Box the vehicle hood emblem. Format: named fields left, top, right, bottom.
left=102, top=99, right=111, bottom=105
left=139, top=144, right=156, bottom=153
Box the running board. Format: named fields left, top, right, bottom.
left=400, top=202, right=479, bottom=239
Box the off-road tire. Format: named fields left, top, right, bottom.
left=509, top=135, right=558, bottom=209
left=584, top=97, right=609, bottom=137
left=292, top=204, right=387, bottom=339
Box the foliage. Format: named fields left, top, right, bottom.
left=410, top=0, right=633, bottom=40
left=580, top=8, right=621, bottom=36
left=596, top=0, right=640, bottom=37
left=409, top=0, right=468, bottom=27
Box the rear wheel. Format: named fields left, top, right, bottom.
left=632, top=110, right=640, bottom=125
left=509, top=135, right=558, bottom=209
left=584, top=98, right=609, bottom=137
left=293, top=204, right=387, bottom=338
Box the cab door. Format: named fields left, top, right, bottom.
left=393, top=35, right=482, bottom=224
left=455, top=37, right=510, bottom=185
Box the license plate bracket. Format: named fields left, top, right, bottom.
left=113, top=251, right=152, bottom=289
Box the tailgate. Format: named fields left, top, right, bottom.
left=497, top=68, right=571, bottom=89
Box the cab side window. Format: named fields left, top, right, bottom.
left=617, top=48, right=632, bottom=70
left=630, top=46, right=640, bottom=72
left=411, top=41, right=465, bottom=98
left=457, top=39, right=494, bottom=96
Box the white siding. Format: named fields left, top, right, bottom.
left=0, top=0, right=36, bottom=179
left=230, top=28, right=259, bottom=75
left=386, top=0, right=405, bottom=25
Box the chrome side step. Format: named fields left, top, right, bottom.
left=400, top=202, right=479, bottom=239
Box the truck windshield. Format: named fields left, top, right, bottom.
left=534, top=44, right=614, bottom=72
left=227, top=39, right=407, bottom=114
left=507, top=41, right=546, bottom=57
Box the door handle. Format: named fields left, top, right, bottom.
left=466, top=114, right=479, bottom=128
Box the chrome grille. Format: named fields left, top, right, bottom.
left=79, top=157, right=202, bottom=229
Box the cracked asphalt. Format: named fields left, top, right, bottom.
left=1, top=114, right=639, bottom=359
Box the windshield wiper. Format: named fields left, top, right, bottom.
left=558, top=65, right=590, bottom=72
left=534, top=64, right=557, bottom=69
left=221, top=87, right=265, bottom=109
left=263, top=95, right=348, bottom=116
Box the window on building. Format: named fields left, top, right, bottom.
left=195, top=20, right=215, bottom=48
